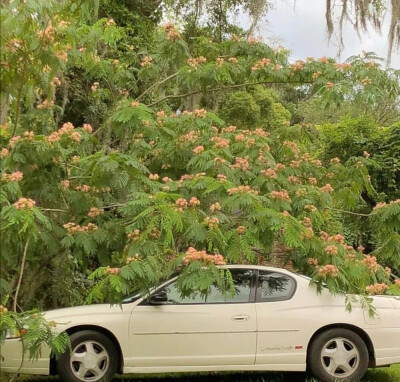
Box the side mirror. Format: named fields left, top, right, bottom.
left=149, top=290, right=168, bottom=305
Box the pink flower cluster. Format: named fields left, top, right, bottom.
left=194, top=108, right=207, bottom=118
left=88, top=207, right=104, bottom=217
left=149, top=227, right=160, bottom=238
left=269, top=190, right=290, bottom=202
left=228, top=185, right=259, bottom=196
left=235, top=133, right=245, bottom=142
left=287, top=176, right=300, bottom=184
left=192, top=145, right=204, bottom=155
left=307, top=258, right=319, bottom=267
left=187, top=57, right=207, bottom=68
left=10, top=136, right=21, bottom=148
left=175, top=198, right=188, bottom=211
left=210, top=202, right=222, bottom=213
left=210, top=136, right=229, bottom=148
left=181, top=130, right=198, bottom=143
left=222, top=125, right=236, bottom=133
left=296, top=188, right=308, bottom=197
left=237, top=226, right=246, bottom=234
left=23, top=131, right=35, bottom=140
left=149, top=173, right=159, bottom=180
left=366, top=283, right=388, bottom=295
left=335, top=62, right=352, bottom=70
left=141, top=56, right=153, bottom=67
left=14, top=198, right=35, bottom=210
left=325, top=245, right=339, bottom=255
left=2, top=171, right=23, bottom=182
left=126, top=254, right=141, bottom=264
left=60, top=180, right=70, bottom=189
left=163, top=22, right=180, bottom=41
left=182, top=247, right=226, bottom=265
left=83, top=123, right=93, bottom=133
left=37, top=20, right=56, bottom=42
left=373, top=199, right=400, bottom=210
left=251, top=57, right=270, bottom=71
left=105, top=266, right=120, bottom=275
left=320, top=184, right=334, bottom=193
left=362, top=255, right=380, bottom=273
left=75, top=184, right=91, bottom=192
left=283, top=140, right=300, bottom=154
left=301, top=217, right=312, bottom=227
left=330, top=157, right=341, bottom=164
left=288, top=60, right=305, bottom=73
left=127, top=229, right=140, bottom=242
left=217, top=174, right=227, bottom=182
left=0, top=148, right=9, bottom=158
left=318, top=264, right=339, bottom=278
left=261, top=168, right=277, bottom=178
left=47, top=122, right=81, bottom=143
left=304, top=204, right=317, bottom=212
left=231, top=156, right=250, bottom=171
left=189, top=197, right=200, bottom=207
left=63, top=222, right=98, bottom=235
left=205, top=216, right=219, bottom=228
left=290, top=160, right=301, bottom=168
left=254, top=128, right=269, bottom=137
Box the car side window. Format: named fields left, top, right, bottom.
left=256, top=271, right=296, bottom=302
left=157, top=269, right=255, bottom=305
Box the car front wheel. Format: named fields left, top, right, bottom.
left=57, top=330, right=118, bottom=382
left=308, top=328, right=369, bottom=382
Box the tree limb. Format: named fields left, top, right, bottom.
left=148, top=80, right=313, bottom=107
left=13, top=237, right=30, bottom=313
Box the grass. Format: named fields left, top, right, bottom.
left=1, top=365, right=399, bottom=382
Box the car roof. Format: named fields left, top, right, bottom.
left=221, top=264, right=297, bottom=276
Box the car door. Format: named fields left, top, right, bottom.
left=254, top=270, right=306, bottom=368
left=128, top=268, right=257, bottom=367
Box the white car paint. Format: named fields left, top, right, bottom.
left=1, top=265, right=399, bottom=376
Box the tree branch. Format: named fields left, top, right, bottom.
left=325, top=207, right=371, bottom=217
left=13, top=237, right=30, bottom=313
left=148, top=80, right=313, bottom=107
left=135, top=70, right=181, bottom=102
left=40, top=208, right=68, bottom=213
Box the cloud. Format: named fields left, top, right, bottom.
left=236, top=1, right=400, bottom=68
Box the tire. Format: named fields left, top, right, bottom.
left=308, top=328, right=369, bottom=382
left=57, top=330, right=118, bottom=382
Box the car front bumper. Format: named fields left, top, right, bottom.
left=0, top=338, right=50, bottom=375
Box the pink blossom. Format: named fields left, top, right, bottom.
left=14, top=198, right=35, bottom=210
left=60, top=180, right=70, bottom=189
left=83, top=123, right=93, bottom=133
left=71, top=131, right=81, bottom=142
left=0, top=148, right=9, bottom=158
left=149, top=173, right=159, bottom=180
left=192, top=145, right=205, bottom=155
left=366, top=283, right=388, bottom=295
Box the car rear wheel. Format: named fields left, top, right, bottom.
left=308, top=328, right=369, bottom=382
left=57, top=330, right=118, bottom=382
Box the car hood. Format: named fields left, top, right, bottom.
left=44, top=304, right=128, bottom=321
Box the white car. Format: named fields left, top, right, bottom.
left=1, top=265, right=400, bottom=382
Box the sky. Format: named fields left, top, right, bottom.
left=236, top=1, right=400, bottom=68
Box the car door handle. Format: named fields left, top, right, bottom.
left=231, top=314, right=249, bottom=321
